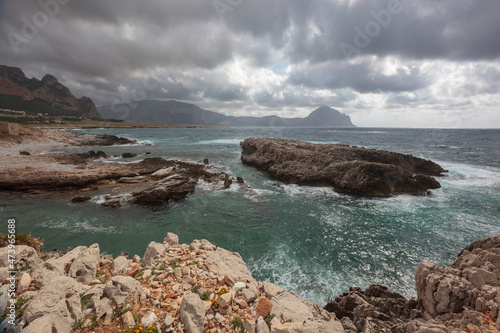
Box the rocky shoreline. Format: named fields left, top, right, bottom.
left=241, top=138, right=447, bottom=197
left=2, top=233, right=500, bottom=332
left=0, top=127, right=241, bottom=207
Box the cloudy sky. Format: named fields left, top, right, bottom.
left=0, top=0, right=499, bottom=128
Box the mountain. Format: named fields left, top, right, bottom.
left=0, top=65, right=101, bottom=119
left=99, top=100, right=355, bottom=127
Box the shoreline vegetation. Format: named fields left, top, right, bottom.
left=1, top=126, right=500, bottom=332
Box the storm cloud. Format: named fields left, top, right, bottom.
left=0, top=0, right=499, bottom=127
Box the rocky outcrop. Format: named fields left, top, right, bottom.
left=241, top=138, right=446, bottom=197
left=0, top=65, right=101, bottom=119
left=0, top=233, right=345, bottom=333
left=325, top=234, right=500, bottom=332
left=324, top=284, right=419, bottom=332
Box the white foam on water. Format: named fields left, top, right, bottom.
left=39, top=217, right=116, bottom=233
left=440, top=162, right=500, bottom=190
left=194, top=139, right=242, bottom=145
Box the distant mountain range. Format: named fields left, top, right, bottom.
left=99, top=100, right=355, bottom=127
left=0, top=65, right=101, bottom=119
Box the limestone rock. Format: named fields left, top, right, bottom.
left=118, top=175, right=147, bottom=183
left=68, top=243, right=100, bottom=282
left=141, top=311, right=158, bottom=327
left=142, top=241, right=165, bottom=265
left=122, top=311, right=135, bottom=328
left=151, top=167, right=175, bottom=180
left=206, top=248, right=255, bottom=285
left=271, top=292, right=314, bottom=323
left=0, top=245, right=41, bottom=270
left=262, top=281, right=285, bottom=299
left=256, top=316, right=270, bottom=333
left=103, top=276, right=141, bottom=306
left=240, top=138, right=446, bottom=197
left=16, top=272, right=32, bottom=294
left=180, top=293, right=206, bottom=333
left=22, top=276, right=83, bottom=332
left=164, top=232, right=180, bottom=247
left=131, top=173, right=197, bottom=205
left=112, top=256, right=130, bottom=276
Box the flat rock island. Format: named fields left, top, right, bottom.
left=240, top=138, right=447, bottom=197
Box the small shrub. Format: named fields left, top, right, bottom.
left=0, top=233, right=44, bottom=253
left=71, top=318, right=85, bottom=331
left=233, top=317, right=245, bottom=333
left=191, top=285, right=201, bottom=293
left=122, top=324, right=159, bottom=333
left=265, top=313, right=276, bottom=328
left=200, top=291, right=211, bottom=301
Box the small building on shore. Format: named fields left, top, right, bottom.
left=0, top=122, right=20, bottom=136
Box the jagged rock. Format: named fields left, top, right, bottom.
left=218, top=293, right=232, bottom=309
left=262, top=281, right=285, bottom=299
left=240, top=138, right=446, bottom=197
left=256, top=316, right=270, bottom=333
left=0, top=285, right=9, bottom=314
left=415, top=262, right=477, bottom=318
left=122, top=311, right=135, bottom=328
left=131, top=173, right=198, bottom=205
left=0, top=245, right=41, bottom=270
left=112, top=256, right=130, bottom=276
left=151, top=167, right=175, bottom=180
left=142, top=241, right=166, bottom=265
left=272, top=292, right=314, bottom=323
left=206, top=248, right=256, bottom=285
left=103, top=276, right=141, bottom=306
left=118, top=175, right=147, bottom=183
left=164, top=232, right=179, bottom=247
left=189, top=239, right=216, bottom=251
left=22, top=276, right=83, bottom=333
left=19, top=151, right=31, bottom=156
left=237, top=176, right=245, bottom=184
left=164, top=314, right=174, bottom=327
left=71, top=195, right=91, bottom=203
left=122, top=153, right=137, bottom=158
left=90, top=297, right=113, bottom=324
left=141, top=311, right=158, bottom=327
left=224, top=173, right=232, bottom=188
left=256, top=297, right=273, bottom=318
left=68, top=243, right=100, bottom=283
left=180, top=293, right=206, bottom=333
left=324, top=284, right=417, bottom=332
left=16, top=272, right=32, bottom=294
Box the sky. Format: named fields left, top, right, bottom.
left=0, top=0, right=499, bottom=128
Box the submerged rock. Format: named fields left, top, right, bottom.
left=241, top=138, right=446, bottom=197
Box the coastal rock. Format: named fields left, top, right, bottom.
left=112, top=256, right=130, bottom=276
left=16, top=272, right=32, bottom=294
left=117, top=175, right=147, bottom=183
left=151, top=166, right=175, bottom=180
left=122, top=153, right=137, bottom=158
left=22, top=276, right=83, bottom=333
left=122, top=311, right=135, bottom=328
left=131, top=172, right=197, bottom=205
left=324, top=284, right=417, bottom=332
left=240, top=138, right=446, bottom=197
left=206, top=248, right=256, bottom=285
left=103, top=276, right=141, bottom=305
left=262, top=281, right=285, bottom=299
left=180, top=293, right=206, bottom=333
left=163, top=232, right=180, bottom=247
left=0, top=245, right=41, bottom=269
left=71, top=195, right=91, bottom=203
left=68, top=243, right=100, bottom=282
left=142, top=241, right=166, bottom=265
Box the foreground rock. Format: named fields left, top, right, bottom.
left=325, top=234, right=500, bottom=332
left=0, top=233, right=344, bottom=333
left=241, top=138, right=447, bottom=197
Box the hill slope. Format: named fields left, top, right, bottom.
left=0, top=65, right=101, bottom=119
left=99, top=100, right=355, bottom=127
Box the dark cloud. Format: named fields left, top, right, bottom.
left=0, top=0, right=499, bottom=127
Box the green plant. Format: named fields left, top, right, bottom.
left=71, top=318, right=85, bottom=331
left=80, top=298, right=89, bottom=310
left=265, top=313, right=276, bottom=328
left=233, top=316, right=245, bottom=333
left=134, top=272, right=144, bottom=280
left=96, top=272, right=110, bottom=283
left=489, top=281, right=500, bottom=287
left=168, top=260, right=180, bottom=269
left=90, top=313, right=100, bottom=329
left=191, top=285, right=201, bottom=293
left=200, top=291, right=211, bottom=301
left=14, top=296, right=33, bottom=319
left=113, top=304, right=129, bottom=319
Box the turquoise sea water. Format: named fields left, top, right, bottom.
left=1, top=127, right=499, bottom=305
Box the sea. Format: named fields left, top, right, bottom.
left=1, top=127, right=499, bottom=305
